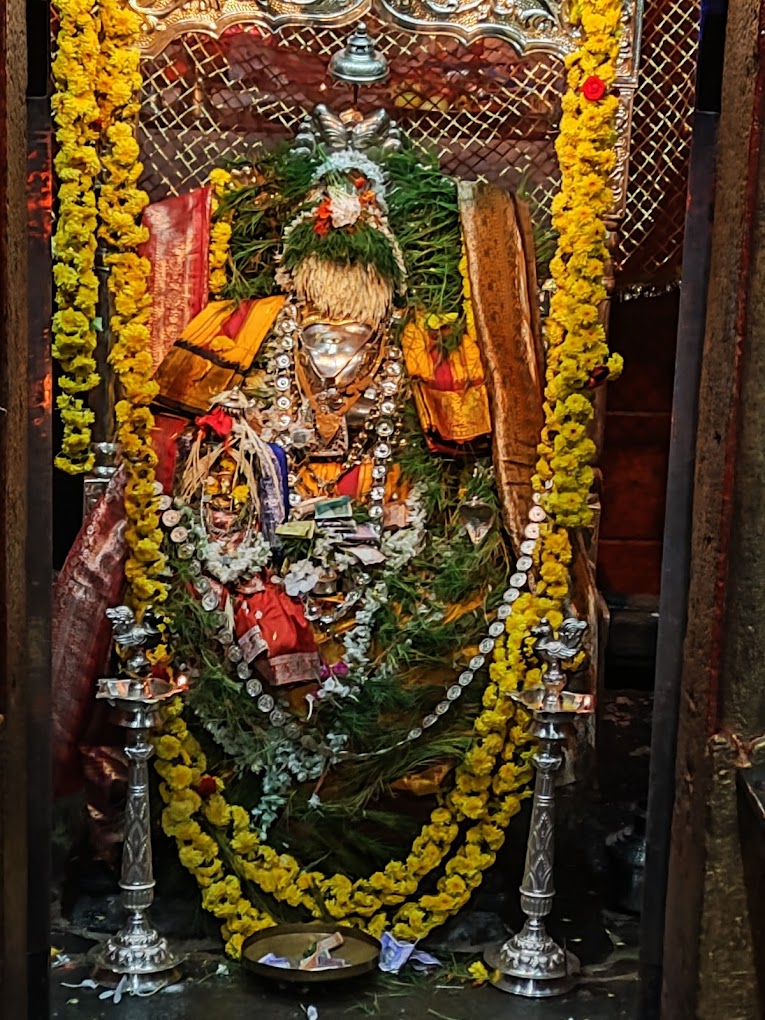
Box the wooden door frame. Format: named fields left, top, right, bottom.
left=1, top=1, right=52, bottom=1016
left=0, top=0, right=31, bottom=1011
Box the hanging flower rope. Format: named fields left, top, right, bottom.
left=51, top=0, right=103, bottom=474
left=96, top=0, right=167, bottom=608
left=208, top=168, right=234, bottom=296
left=536, top=3, right=625, bottom=528
left=152, top=0, right=624, bottom=956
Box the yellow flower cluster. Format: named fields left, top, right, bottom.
left=208, top=168, right=234, bottom=296
left=97, top=0, right=167, bottom=608
left=536, top=0, right=624, bottom=530
left=467, top=960, right=500, bottom=985
left=458, top=239, right=477, bottom=344
left=155, top=646, right=533, bottom=956
left=51, top=0, right=102, bottom=474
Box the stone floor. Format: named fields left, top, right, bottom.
left=50, top=691, right=650, bottom=1020
left=50, top=804, right=642, bottom=1020
left=51, top=961, right=637, bottom=1020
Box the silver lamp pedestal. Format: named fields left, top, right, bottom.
left=93, top=672, right=184, bottom=993
left=485, top=617, right=595, bottom=998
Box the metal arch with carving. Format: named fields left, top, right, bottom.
left=129, top=0, right=642, bottom=78
left=129, top=0, right=643, bottom=225
left=128, top=0, right=372, bottom=56
left=377, top=0, right=571, bottom=56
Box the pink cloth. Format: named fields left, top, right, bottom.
left=52, top=470, right=127, bottom=797
left=139, top=187, right=212, bottom=369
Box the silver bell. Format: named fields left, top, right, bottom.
left=329, top=22, right=389, bottom=85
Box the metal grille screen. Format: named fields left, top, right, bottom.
left=137, top=2, right=699, bottom=283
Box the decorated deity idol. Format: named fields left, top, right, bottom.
left=54, top=102, right=598, bottom=865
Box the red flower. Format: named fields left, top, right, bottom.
left=354, top=176, right=367, bottom=190
left=195, top=406, right=233, bottom=438
left=314, top=217, right=331, bottom=237
left=582, top=75, right=607, bottom=102
left=194, top=776, right=219, bottom=799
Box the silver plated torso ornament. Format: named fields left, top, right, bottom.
left=299, top=320, right=379, bottom=387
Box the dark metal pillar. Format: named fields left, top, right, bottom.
left=25, top=0, right=53, bottom=1015
left=639, top=3, right=728, bottom=1016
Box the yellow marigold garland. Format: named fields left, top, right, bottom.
left=51, top=0, right=103, bottom=474
left=153, top=0, right=622, bottom=956
left=208, top=168, right=234, bottom=296
left=458, top=239, right=477, bottom=344
left=536, top=0, right=625, bottom=530
left=47, top=0, right=623, bottom=955
left=154, top=617, right=538, bottom=954
left=96, top=0, right=167, bottom=608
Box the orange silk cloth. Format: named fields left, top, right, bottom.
left=294, top=461, right=404, bottom=502
left=154, top=295, right=285, bottom=415
left=458, top=182, right=545, bottom=552
left=401, top=317, right=492, bottom=447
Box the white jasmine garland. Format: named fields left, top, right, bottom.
left=327, top=185, right=362, bottom=228
left=342, top=581, right=389, bottom=673
left=316, top=673, right=354, bottom=700
left=200, top=532, right=272, bottom=585
left=314, top=151, right=388, bottom=201
left=283, top=558, right=320, bottom=597
left=380, top=486, right=427, bottom=571
left=251, top=739, right=326, bottom=835
left=312, top=531, right=356, bottom=573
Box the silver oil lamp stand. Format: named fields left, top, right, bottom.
left=92, top=607, right=185, bottom=993
left=484, top=616, right=595, bottom=998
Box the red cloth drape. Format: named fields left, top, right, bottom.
left=139, top=187, right=212, bottom=370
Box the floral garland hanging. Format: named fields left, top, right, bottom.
left=51, top=0, right=166, bottom=605
left=152, top=0, right=623, bottom=958
left=51, top=0, right=103, bottom=474
left=96, top=0, right=167, bottom=607
left=208, top=168, right=234, bottom=296
left=536, top=1, right=625, bottom=529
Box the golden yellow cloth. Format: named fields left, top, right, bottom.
left=391, top=762, right=454, bottom=797
left=294, top=462, right=404, bottom=502
left=155, top=296, right=285, bottom=415
left=401, top=317, right=492, bottom=445
left=458, top=182, right=545, bottom=552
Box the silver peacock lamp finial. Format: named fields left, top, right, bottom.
left=329, top=22, right=389, bottom=86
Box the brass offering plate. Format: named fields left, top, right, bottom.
left=241, top=923, right=380, bottom=984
